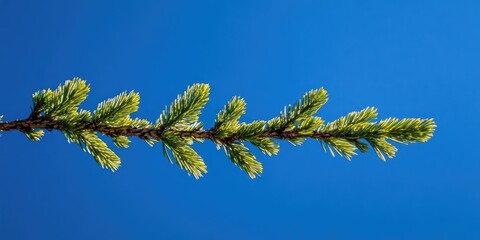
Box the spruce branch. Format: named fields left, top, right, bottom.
left=0, top=78, right=436, bottom=178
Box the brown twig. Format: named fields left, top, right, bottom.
left=0, top=117, right=334, bottom=143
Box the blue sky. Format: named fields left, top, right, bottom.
left=0, top=1, right=479, bottom=239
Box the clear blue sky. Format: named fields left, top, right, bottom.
left=0, top=1, right=478, bottom=239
